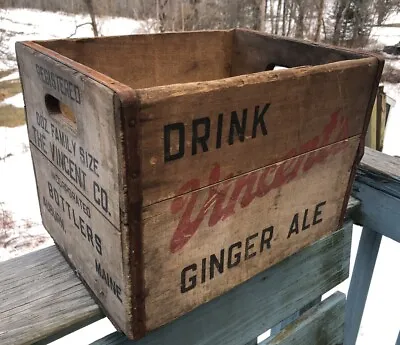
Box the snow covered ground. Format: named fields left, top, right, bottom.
left=0, top=8, right=154, bottom=70
left=0, top=7, right=399, bottom=345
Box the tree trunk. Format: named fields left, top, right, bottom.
left=314, top=0, right=324, bottom=41
left=275, top=0, right=282, bottom=34
left=260, top=0, right=267, bottom=31
left=295, top=1, right=304, bottom=38
left=332, top=0, right=350, bottom=45
left=252, top=0, right=266, bottom=30
left=282, top=0, right=287, bottom=35
left=322, top=17, right=327, bottom=41
left=287, top=0, right=294, bottom=36
left=84, top=0, right=98, bottom=37
left=376, top=0, right=386, bottom=26
left=269, top=0, right=275, bottom=34
left=158, top=0, right=169, bottom=32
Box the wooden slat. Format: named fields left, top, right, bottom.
left=346, top=148, right=400, bottom=345
left=344, top=227, right=382, bottom=345
left=352, top=147, right=400, bottom=242
left=91, top=222, right=352, bottom=345
left=358, top=146, right=400, bottom=183
left=39, top=31, right=233, bottom=89
left=0, top=246, right=103, bottom=345
left=141, top=137, right=360, bottom=331
left=138, top=60, right=377, bottom=207
left=269, top=297, right=321, bottom=338
left=262, top=292, right=345, bottom=345
left=232, top=29, right=379, bottom=76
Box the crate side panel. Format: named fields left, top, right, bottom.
left=142, top=135, right=359, bottom=330
left=39, top=31, right=233, bottom=89
left=16, top=44, right=130, bottom=333
left=232, top=29, right=367, bottom=75
left=16, top=43, right=121, bottom=229
left=138, top=59, right=379, bottom=206
left=29, top=145, right=128, bottom=332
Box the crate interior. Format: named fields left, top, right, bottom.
left=37, top=29, right=363, bottom=90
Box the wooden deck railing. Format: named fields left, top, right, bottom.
left=0, top=147, right=398, bottom=345
left=345, top=147, right=400, bottom=345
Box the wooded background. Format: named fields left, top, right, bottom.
left=1, top=0, right=400, bottom=47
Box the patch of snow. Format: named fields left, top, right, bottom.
left=0, top=8, right=152, bottom=70
left=49, top=318, right=116, bottom=345
left=381, top=82, right=400, bottom=157
left=2, top=92, right=24, bottom=108
left=0, top=126, right=52, bottom=262
left=0, top=71, right=19, bottom=82
left=381, top=12, right=400, bottom=25
left=370, top=26, right=400, bottom=47
left=0, top=125, right=29, bottom=159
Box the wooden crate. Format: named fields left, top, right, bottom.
left=15, top=29, right=383, bottom=340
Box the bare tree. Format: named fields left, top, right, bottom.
left=375, top=0, right=400, bottom=25
left=83, top=0, right=99, bottom=36
left=332, top=0, right=350, bottom=45
left=275, top=0, right=282, bottom=33
left=295, top=0, right=305, bottom=38
left=314, top=0, right=324, bottom=41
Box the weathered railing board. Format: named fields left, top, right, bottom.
left=346, top=147, right=400, bottom=345
left=268, top=297, right=322, bottom=339
left=353, top=182, right=400, bottom=242
left=91, top=222, right=352, bottom=345
left=0, top=246, right=103, bottom=345
left=358, top=146, right=400, bottom=183
left=353, top=147, right=400, bottom=242
left=343, top=227, right=382, bottom=345
left=244, top=340, right=258, bottom=345
left=261, top=292, right=345, bottom=345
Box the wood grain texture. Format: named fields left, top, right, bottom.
left=262, top=292, right=345, bottom=345
left=142, top=136, right=359, bottom=331
left=38, top=31, right=233, bottom=89
left=16, top=42, right=130, bottom=333
left=269, top=297, right=322, bottom=338
left=14, top=30, right=383, bottom=340
left=16, top=42, right=121, bottom=228
left=91, top=222, right=352, bottom=345
left=137, top=58, right=379, bottom=206
left=347, top=148, right=398, bottom=345
left=29, top=145, right=128, bottom=331
left=358, top=146, right=400, bottom=182
left=0, top=246, right=103, bottom=345
left=232, top=29, right=382, bottom=75
left=352, top=147, right=400, bottom=242
left=344, top=227, right=381, bottom=345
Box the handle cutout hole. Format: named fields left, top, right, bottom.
left=265, top=63, right=289, bottom=71
left=45, top=94, right=77, bottom=127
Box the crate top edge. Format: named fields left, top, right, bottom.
left=15, top=29, right=384, bottom=104
left=19, top=28, right=383, bottom=61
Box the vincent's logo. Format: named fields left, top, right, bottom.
left=170, top=111, right=349, bottom=253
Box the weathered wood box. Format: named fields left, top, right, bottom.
left=15, top=29, right=383, bottom=339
